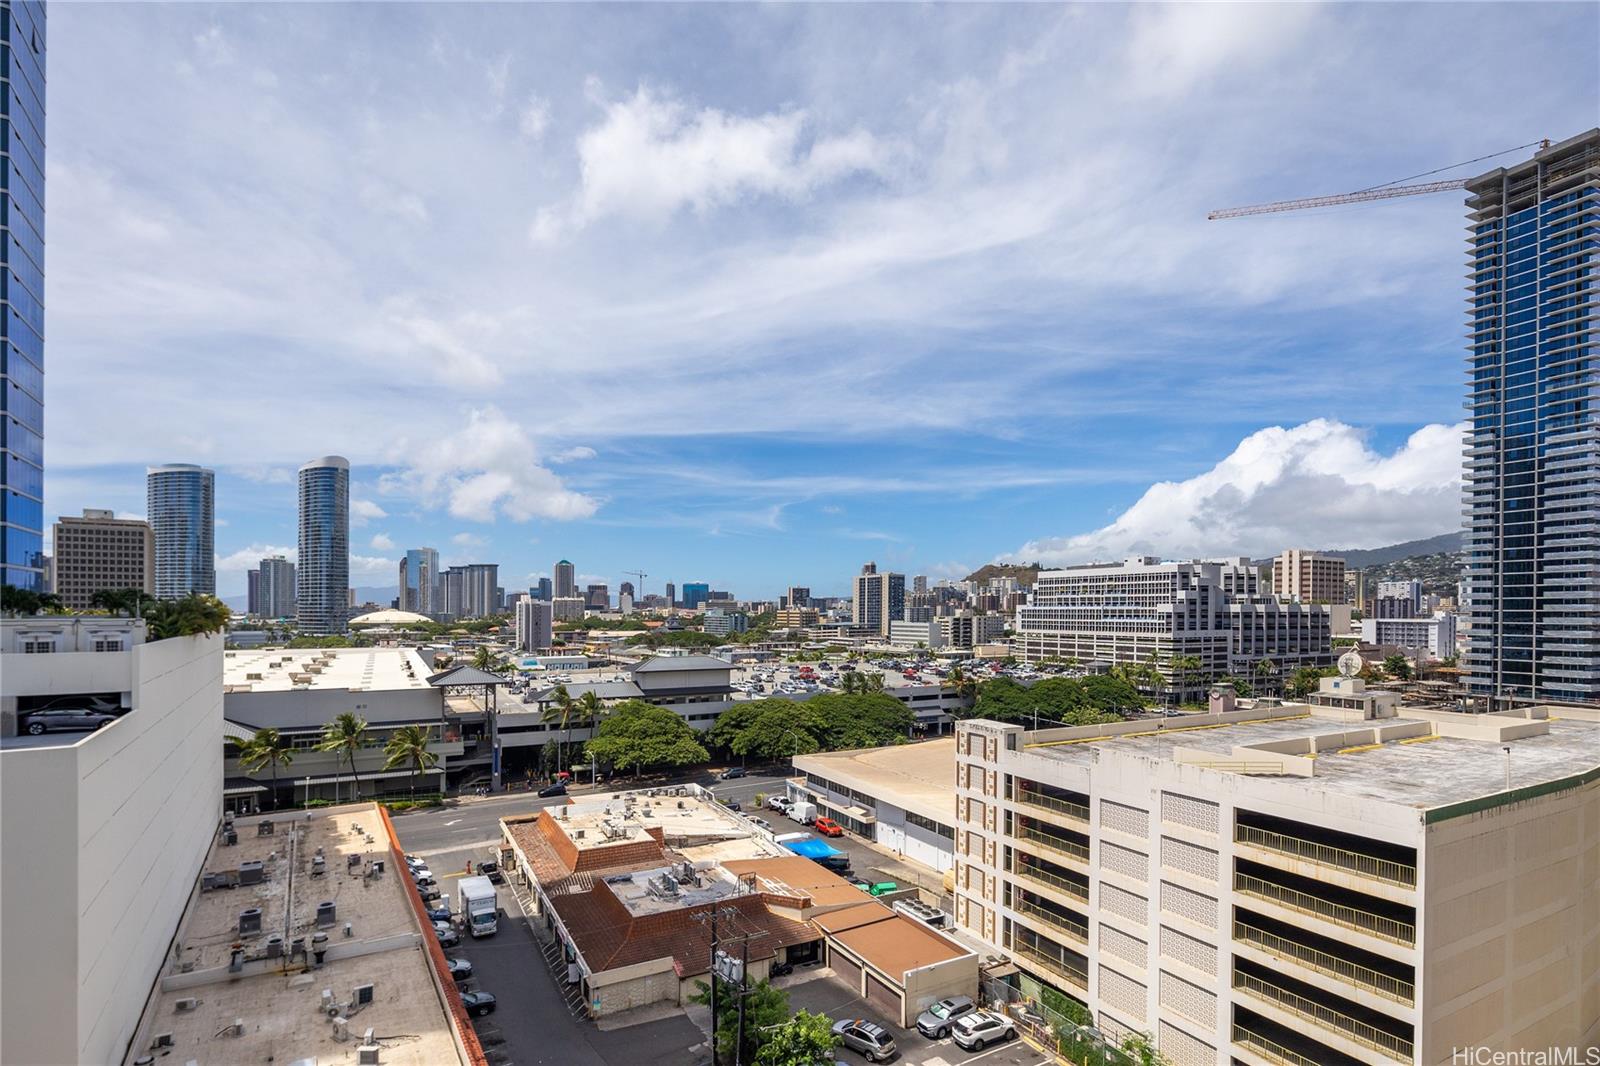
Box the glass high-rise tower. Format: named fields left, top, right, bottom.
left=146, top=464, right=215, bottom=597
left=1, top=1, right=45, bottom=591
left=297, top=456, right=349, bottom=634
left=1462, top=130, right=1600, bottom=704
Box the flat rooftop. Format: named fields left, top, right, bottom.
left=794, top=737, right=955, bottom=822
left=1024, top=708, right=1600, bottom=810
left=129, top=806, right=462, bottom=1066
left=223, top=647, right=433, bottom=693
left=605, top=863, right=744, bottom=917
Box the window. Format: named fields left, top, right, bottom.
left=21, top=637, right=54, bottom=653
left=92, top=638, right=125, bottom=653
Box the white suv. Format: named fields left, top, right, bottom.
left=951, top=1010, right=1016, bottom=1051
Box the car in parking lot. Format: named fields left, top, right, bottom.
left=460, top=990, right=496, bottom=1017
left=915, top=995, right=975, bottom=1039
left=446, top=957, right=473, bottom=983
left=537, top=782, right=568, bottom=798
left=426, top=902, right=451, bottom=923
left=950, top=1010, right=1016, bottom=1051
left=475, top=860, right=503, bottom=884
left=767, top=796, right=792, bottom=814
left=813, top=817, right=843, bottom=837
left=832, top=1018, right=897, bottom=1062
left=748, top=816, right=771, bottom=831
left=20, top=706, right=120, bottom=735
left=433, top=922, right=461, bottom=948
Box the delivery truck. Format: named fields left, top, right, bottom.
left=458, top=875, right=498, bottom=937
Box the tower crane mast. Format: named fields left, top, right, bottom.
left=623, top=569, right=648, bottom=599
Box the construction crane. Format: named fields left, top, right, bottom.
left=1208, top=139, right=1549, bottom=220
left=623, top=569, right=648, bottom=599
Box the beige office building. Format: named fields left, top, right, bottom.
left=1272, top=549, right=1348, bottom=605
left=951, top=681, right=1600, bottom=1065
left=50, top=508, right=155, bottom=609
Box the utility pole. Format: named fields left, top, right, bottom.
left=735, top=932, right=750, bottom=1066
left=707, top=907, right=721, bottom=1066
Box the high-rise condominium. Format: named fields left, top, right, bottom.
left=146, top=464, right=215, bottom=597
left=1270, top=549, right=1346, bottom=604
left=515, top=597, right=553, bottom=653
left=852, top=562, right=904, bottom=637
left=399, top=547, right=438, bottom=615
left=296, top=456, right=349, bottom=635
left=553, top=558, right=576, bottom=599
left=785, top=586, right=811, bottom=609
left=440, top=563, right=498, bottom=619
left=257, top=555, right=295, bottom=619
left=1463, top=130, right=1599, bottom=704
left=534, top=576, right=553, bottom=602
left=50, top=509, right=153, bottom=609
left=0, top=1, right=44, bottom=591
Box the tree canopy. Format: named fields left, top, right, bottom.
left=625, top=630, right=725, bottom=650
left=705, top=693, right=913, bottom=758
left=753, top=1010, right=839, bottom=1066
left=969, top=675, right=1141, bottom=725
left=583, top=700, right=709, bottom=776
left=690, top=979, right=791, bottom=1065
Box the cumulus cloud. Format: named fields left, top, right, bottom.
left=1008, top=420, right=1465, bottom=566
left=382, top=407, right=599, bottom=523
left=216, top=543, right=295, bottom=573
left=452, top=532, right=486, bottom=548
left=350, top=498, right=388, bottom=526
left=519, top=94, right=550, bottom=140
left=532, top=86, right=892, bottom=240
left=370, top=532, right=395, bottom=551
left=549, top=445, right=596, bottom=464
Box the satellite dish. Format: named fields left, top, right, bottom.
left=1337, top=649, right=1363, bottom=678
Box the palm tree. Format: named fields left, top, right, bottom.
left=238, top=728, right=294, bottom=810
left=144, top=594, right=231, bottom=639
left=572, top=690, right=606, bottom=770
left=1255, top=658, right=1279, bottom=697
left=1, top=587, right=63, bottom=615
left=539, top=684, right=575, bottom=777
left=942, top=665, right=978, bottom=702
left=470, top=645, right=508, bottom=673
left=317, top=713, right=370, bottom=802
left=1170, top=655, right=1203, bottom=704
left=383, top=724, right=439, bottom=797
left=90, top=587, right=156, bottom=617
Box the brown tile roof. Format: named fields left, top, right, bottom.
left=550, top=886, right=817, bottom=978
left=505, top=810, right=670, bottom=894
left=828, top=910, right=969, bottom=979
left=721, top=856, right=869, bottom=910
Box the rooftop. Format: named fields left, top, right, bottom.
left=794, top=737, right=955, bottom=822
left=223, top=647, right=432, bottom=693
left=812, top=901, right=971, bottom=978
left=631, top=654, right=735, bottom=674
left=129, top=806, right=464, bottom=1066
left=1020, top=704, right=1600, bottom=811
left=349, top=608, right=432, bottom=626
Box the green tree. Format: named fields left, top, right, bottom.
left=942, top=664, right=979, bottom=702
left=583, top=701, right=709, bottom=777
left=753, top=1009, right=838, bottom=1066
left=1169, top=655, right=1203, bottom=700
left=1255, top=658, right=1279, bottom=696
left=317, top=712, right=371, bottom=802
left=238, top=727, right=294, bottom=810
left=144, top=593, right=232, bottom=639
left=1382, top=653, right=1414, bottom=681
left=1119, top=1032, right=1174, bottom=1066
left=1286, top=666, right=1328, bottom=699
left=383, top=724, right=439, bottom=797
left=540, top=683, right=576, bottom=776
left=0, top=587, right=64, bottom=615
left=89, top=587, right=157, bottom=616
left=689, top=978, right=790, bottom=1065
left=1215, top=676, right=1253, bottom=698
left=470, top=645, right=509, bottom=673
left=807, top=692, right=913, bottom=749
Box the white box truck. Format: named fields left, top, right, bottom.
left=458, top=875, right=498, bottom=937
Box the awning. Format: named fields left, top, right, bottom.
left=293, top=768, right=447, bottom=786
left=819, top=798, right=876, bottom=823
left=222, top=720, right=257, bottom=743
left=223, top=777, right=268, bottom=796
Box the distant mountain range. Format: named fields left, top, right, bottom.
left=1308, top=532, right=1462, bottom=569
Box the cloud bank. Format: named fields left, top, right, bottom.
left=1008, top=420, right=1465, bottom=565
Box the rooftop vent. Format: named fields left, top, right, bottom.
left=239, top=861, right=264, bottom=886
left=238, top=908, right=262, bottom=936
left=257, top=820, right=275, bottom=836
left=266, top=936, right=284, bottom=959
left=317, top=901, right=337, bottom=927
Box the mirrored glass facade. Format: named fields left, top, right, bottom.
left=146, top=464, right=216, bottom=597
left=1462, top=131, right=1600, bottom=703
left=1, top=0, right=45, bottom=590
left=297, top=456, right=349, bottom=634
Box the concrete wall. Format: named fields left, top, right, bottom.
left=873, top=802, right=955, bottom=873
left=1, top=633, right=223, bottom=1066
left=222, top=684, right=444, bottom=730
left=1420, top=779, right=1600, bottom=1061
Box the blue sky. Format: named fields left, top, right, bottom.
left=41, top=3, right=1599, bottom=599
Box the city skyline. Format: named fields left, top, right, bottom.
left=28, top=4, right=1600, bottom=601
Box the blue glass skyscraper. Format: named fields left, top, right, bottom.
left=1, top=1, right=45, bottom=591
left=297, top=456, right=349, bottom=634
left=147, top=464, right=215, bottom=597
left=1462, top=130, right=1599, bottom=704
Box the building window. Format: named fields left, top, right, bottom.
left=21, top=638, right=54, bottom=653
left=93, top=638, right=125, bottom=653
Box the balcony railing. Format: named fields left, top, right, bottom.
left=1234, top=971, right=1414, bottom=1063
left=1232, top=1024, right=1322, bottom=1066
left=1235, top=873, right=1415, bottom=946
left=1013, top=899, right=1088, bottom=942
left=1234, top=921, right=1414, bottom=1005
left=1011, top=940, right=1088, bottom=990
left=1014, top=787, right=1090, bottom=823
left=1012, top=864, right=1089, bottom=903
left=1015, top=824, right=1089, bottom=863
left=1236, top=825, right=1417, bottom=888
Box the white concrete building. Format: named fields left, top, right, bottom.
left=515, top=596, right=554, bottom=652
left=889, top=618, right=945, bottom=649
left=951, top=682, right=1600, bottom=1065
left=1, top=622, right=224, bottom=1066
left=792, top=739, right=957, bottom=873
left=1361, top=613, right=1458, bottom=660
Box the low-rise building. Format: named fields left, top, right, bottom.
left=774, top=607, right=821, bottom=627
left=703, top=608, right=749, bottom=636
left=889, top=619, right=945, bottom=649
left=1361, top=613, right=1458, bottom=660
left=951, top=682, right=1600, bottom=1064
left=1, top=621, right=223, bottom=1066
left=121, top=804, right=481, bottom=1066
left=792, top=739, right=957, bottom=872
left=500, top=788, right=976, bottom=1025
left=50, top=508, right=155, bottom=609
left=552, top=595, right=587, bottom=621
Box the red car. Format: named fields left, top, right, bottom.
left=813, top=817, right=844, bottom=837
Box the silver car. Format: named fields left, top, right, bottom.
left=21, top=706, right=118, bottom=735
left=915, top=995, right=975, bottom=1038
left=831, top=1018, right=897, bottom=1062
left=951, top=1010, right=1016, bottom=1051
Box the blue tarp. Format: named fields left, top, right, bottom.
left=781, top=837, right=844, bottom=859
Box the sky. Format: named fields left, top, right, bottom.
left=40, top=3, right=1600, bottom=600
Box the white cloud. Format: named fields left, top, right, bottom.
left=229, top=465, right=294, bottom=485
left=532, top=86, right=893, bottom=240
left=1008, top=420, right=1466, bottom=565
left=549, top=445, right=596, bottom=464
left=519, top=94, right=551, bottom=140
left=351, top=554, right=395, bottom=577
left=359, top=183, right=429, bottom=223
left=452, top=532, right=486, bottom=548
left=193, top=25, right=233, bottom=67
left=217, top=543, right=295, bottom=573
left=351, top=498, right=388, bottom=527
left=381, top=407, right=599, bottom=523
left=370, top=532, right=395, bottom=551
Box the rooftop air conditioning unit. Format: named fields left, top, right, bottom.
left=174, top=998, right=199, bottom=1013
left=151, top=1033, right=175, bottom=1049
